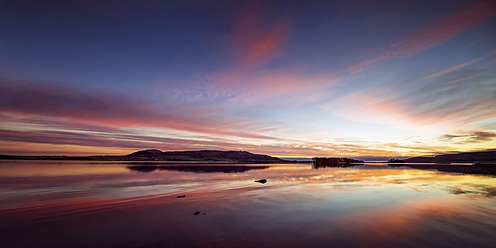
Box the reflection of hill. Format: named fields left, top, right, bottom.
left=127, top=164, right=270, bottom=173
left=312, top=157, right=363, bottom=169
left=124, top=149, right=285, bottom=163
left=312, top=163, right=361, bottom=169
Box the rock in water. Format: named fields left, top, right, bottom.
left=194, top=211, right=200, bottom=215
left=255, top=179, right=267, bottom=184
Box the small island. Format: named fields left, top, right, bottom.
left=312, top=157, right=364, bottom=168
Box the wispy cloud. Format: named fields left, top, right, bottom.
left=0, top=79, right=285, bottom=140
left=422, top=50, right=496, bottom=80
left=225, top=71, right=339, bottom=104
left=349, top=0, right=496, bottom=73
left=439, top=131, right=496, bottom=143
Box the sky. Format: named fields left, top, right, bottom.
left=0, top=0, right=495, bottom=158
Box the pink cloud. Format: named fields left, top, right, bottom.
left=235, top=21, right=288, bottom=69
left=230, top=1, right=290, bottom=70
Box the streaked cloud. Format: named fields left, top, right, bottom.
left=349, top=0, right=496, bottom=73
left=439, top=131, right=496, bottom=143
left=326, top=48, right=496, bottom=133
left=422, top=50, right=496, bottom=80
left=0, top=79, right=281, bottom=140
left=326, top=88, right=495, bottom=132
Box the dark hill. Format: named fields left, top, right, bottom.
left=405, top=150, right=496, bottom=163
left=126, top=149, right=164, bottom=157
left=124, top=149, right=285, bottom=163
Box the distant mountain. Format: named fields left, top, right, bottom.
left=0, top=149, right=287, bottom=163
left=405, top=150, right=496, bottom=163
left=123, top=149, right=286, bottom=163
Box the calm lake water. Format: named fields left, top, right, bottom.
left=1, top=161, right=495, bottom=248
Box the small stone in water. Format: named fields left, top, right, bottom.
left=255, top=179, right=267, bottom=184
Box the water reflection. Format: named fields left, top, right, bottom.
left=0, top=161, right=495, bottom=247
left=127, top=164, right=270, bottom=173
left=388, top=164, right=496, bottom=176
left=312, top=163, right=362, bottom=169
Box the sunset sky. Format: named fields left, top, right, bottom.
left=1, top=0, right=495, bottom=157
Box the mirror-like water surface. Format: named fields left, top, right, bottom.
left=1, top=161, right=495, bottom=247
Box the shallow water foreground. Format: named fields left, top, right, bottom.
left=0, top=161, right=495, bottom=248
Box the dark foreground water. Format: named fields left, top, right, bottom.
left=0, top=161, right=495, bottom=248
